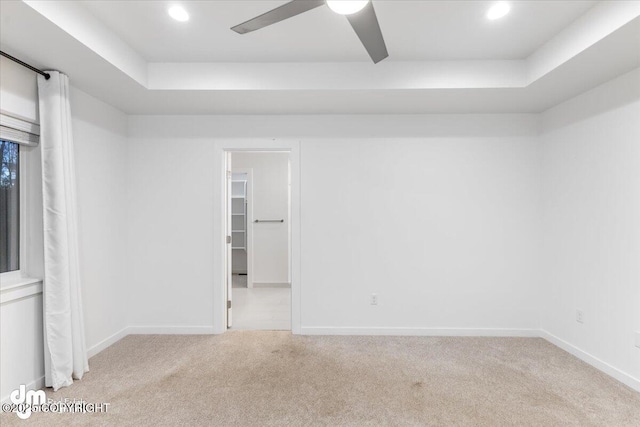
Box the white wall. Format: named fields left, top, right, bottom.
left=233, top=152, right=290, bottom=284
left=127, top=115, right=540, bottom=332
left=0, top=293, right=43, bottom=402
left=125, top=134, right=216, bottom=331
left=0, top=57, right=38, bottom=122
left=71, top=87, right=129, bottom=352
left=540, top=68, right=640, bottom=385
left=301, top=136, right=541, bottom=331
left=0, top=55, right=129, bottom=399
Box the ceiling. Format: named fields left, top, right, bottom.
left=0, top=0, right=639, bottom=114
left=80, top=0, right=597, bottom=62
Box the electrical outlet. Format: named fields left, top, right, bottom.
left=635, top=332, right=640, bottom=349
left=371, top=294, right=378, bottom=305
left=576, top=309, right=584, bottom=324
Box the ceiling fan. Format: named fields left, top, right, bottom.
left=231, top=0, right=388, bottom=63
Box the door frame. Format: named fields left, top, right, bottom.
left=213, top=140, right=301, bottom=334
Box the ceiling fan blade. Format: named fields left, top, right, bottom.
left=231, top=0, right=325, bottom=34
left=346, top=1, right=388, bottom=63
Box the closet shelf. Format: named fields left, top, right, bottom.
left=231, top=177, right=247, bottom=252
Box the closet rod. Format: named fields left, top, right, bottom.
left=0, top=51, right=50, bottom=80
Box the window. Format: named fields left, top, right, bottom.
left=0, top=113, right=39, bottom=284
left=0, top=140, right=19, bottom=273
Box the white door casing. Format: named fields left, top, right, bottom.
left=225, top=152, right=233, bottom=328
left=213, top=140, right=300, bottom=334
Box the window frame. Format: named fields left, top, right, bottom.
left=0, top=113, right=39, bottom=288
left=1, top=143, right=26, bottom=280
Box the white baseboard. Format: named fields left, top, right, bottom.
left=300, top=327, right=540, bottom=337
left=540, top=330, right=640, bottom=392
left=1, top=375, right=45, bottom=405
left=127, top=326, right=216, bottom=335
left=87, top=327, right=129, bottom=358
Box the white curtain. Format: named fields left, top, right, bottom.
left=37, top=71, right=89, bottom=391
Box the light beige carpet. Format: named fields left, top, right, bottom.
left=2, top=332, right=639, bottom=426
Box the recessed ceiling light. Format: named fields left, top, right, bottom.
left=326, top=0, right=369, bottom=16
left=168, top=5, right=189, bottom=22
left=486, top=1, right=510, bottom=20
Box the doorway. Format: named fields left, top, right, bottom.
left=222, top=149, right=295, bottom=331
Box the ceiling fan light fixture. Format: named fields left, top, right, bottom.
left=326, top=0, right=370, bottom=16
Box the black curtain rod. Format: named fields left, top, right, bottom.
left=0, top=50, right=50, bottom=80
